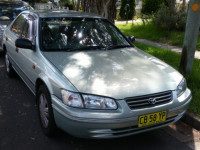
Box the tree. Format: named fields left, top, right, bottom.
left=179, top=0, right=200, bottom=75
left=72, top=0, right=81, bottom=11
left=59, top=0, right=73, bottom=9
left=119, top=0, right=135, bottom=20
left=141, top=0, right=164, bottom=15
left=80, top=0, right=117, bottom=23
left=165, top=0, right=176, bottom=14
left=181, top=0, right=187, bottom=10
left=154, top=0, right=187, bottom=31
left=183, top=0, right=186, bottom=8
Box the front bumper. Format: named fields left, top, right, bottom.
left=52, top=89, right=192, bottom=139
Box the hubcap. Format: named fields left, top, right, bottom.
left=5, top=54, right=10, bottom=73
left=39, top=94, right=49, bottom=128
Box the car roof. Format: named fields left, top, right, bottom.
left=25, top=10, right=104, bottom=19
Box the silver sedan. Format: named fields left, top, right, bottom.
left=2, top=10, right=192, bottom=139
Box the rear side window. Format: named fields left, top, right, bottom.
left=11, top=14, right=26, bottom=36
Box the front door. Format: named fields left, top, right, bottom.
left=15, top=14, right=38, bottom=93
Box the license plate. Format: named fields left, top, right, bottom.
left=138, top=111, right=167, bottom=127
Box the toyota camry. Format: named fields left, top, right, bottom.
left=2, top=10, right=192, bottom=139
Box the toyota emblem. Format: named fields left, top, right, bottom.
left=148, top=98, right=157, bottom=105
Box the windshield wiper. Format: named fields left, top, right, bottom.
left=65, top=46, right=106, bottom=52
left=43, top=45, right=132, bottom=52
left=106, top=45, right=132, bottom=50
left=43, top=46, right=105, bottom=52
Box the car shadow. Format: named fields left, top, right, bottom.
left=165, top=120, right=197, bottom=150
left=0, top=51, right=4, bottom=57
left=48, top=125, right=192, bottom=150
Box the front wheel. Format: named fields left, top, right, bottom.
left=4, top=51, right=15, bottom=77
left=37, top=84, right=57, bottom=136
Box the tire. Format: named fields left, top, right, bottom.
left=4, top=51, right=15, bottom=77
left=37, top=84, right=57, bottom=136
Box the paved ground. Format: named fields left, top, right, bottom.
left=167, top=122, right=200, bottom=150
left=136, top=38, right=200, bottom=59
left=0, top=52, right=199, bottom=150
left=115, top=19, right=143, bottom=24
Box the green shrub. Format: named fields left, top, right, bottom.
left=119, top=0, right=135, bottom=20
left=176, top=8, right=187, bottom=31
left=141, top=0, right=164, bottom=15
left=154, top=3, right=187, bottom=31
left=59, top=0, right=73, bottom=9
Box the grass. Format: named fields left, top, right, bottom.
left=134, top=42, right=200, bottom=116
left=116, top=22, right=200, bottom=50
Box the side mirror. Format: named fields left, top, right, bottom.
left=128, top=36, right=135, bottom=43
left=15, top=39, right=35, bottom=50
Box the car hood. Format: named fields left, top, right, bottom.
left=43, top=47, right=183, bottom=99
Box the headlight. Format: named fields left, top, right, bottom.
left=61, top=89, right=117, bottom=110
left=82, top=94, right=117, bottom=110
left=61, top=90, right=83, bottom=108
left=177, top=78, right=187, bottom=97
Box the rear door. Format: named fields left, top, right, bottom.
left=5, top=14, right=26, bottom=67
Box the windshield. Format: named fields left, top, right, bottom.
left=0, top=3, right=28, bottom=20
left=40, top=18, right=132, bottom=51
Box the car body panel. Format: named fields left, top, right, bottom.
left=52, top=89, right=191, bottom=138
left=43, top=48, right=182, bottom=99
left=30, top=10, right=104, bottom=18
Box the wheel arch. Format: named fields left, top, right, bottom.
left=36, top=77, right=57, bottom=135
left=35, top=74, right=54, bottom=103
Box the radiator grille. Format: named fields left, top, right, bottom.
left=126, top=91, right=172, bottom=109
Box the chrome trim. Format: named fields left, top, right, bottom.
left=126, top=91, right=172, bottom=109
